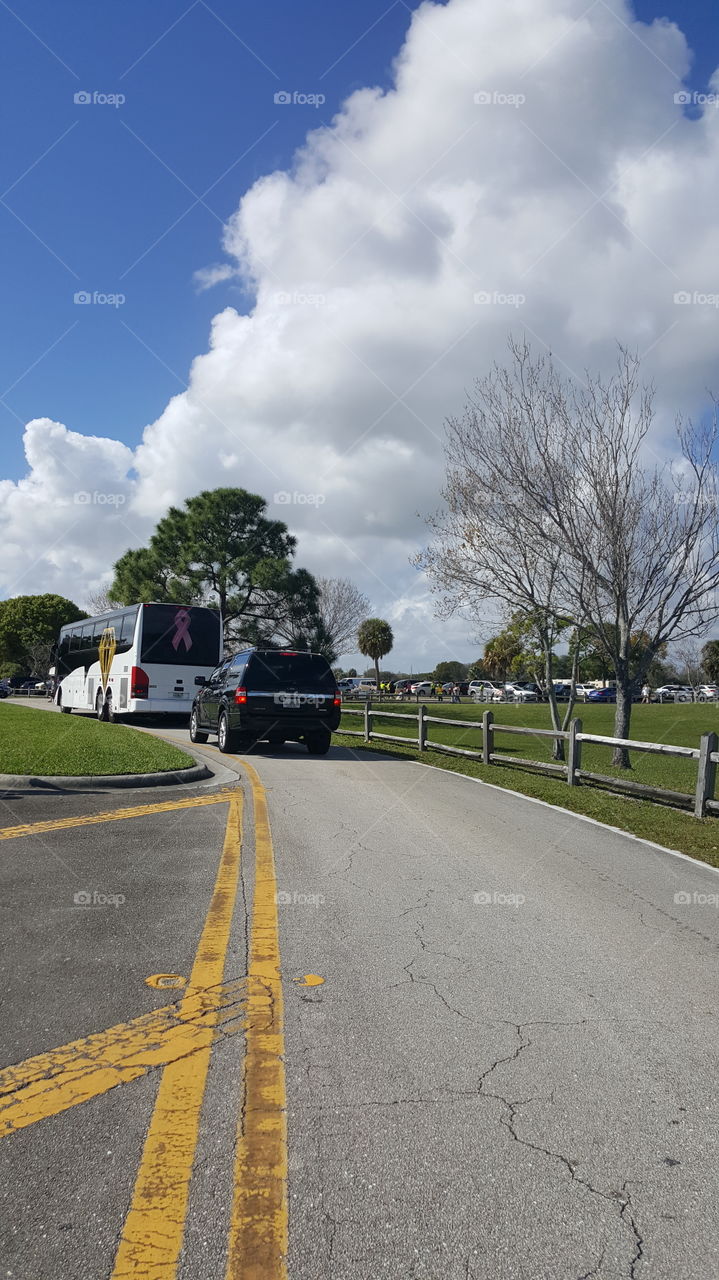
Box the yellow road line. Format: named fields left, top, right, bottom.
left=0, top=789, right=237, bottom=842
left=110, top=792, right=243, bottom=1280
left=0, top=979, right=247, bottom=1139
left=225, top=759, right=288, bottom=1280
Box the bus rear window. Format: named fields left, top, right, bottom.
left=245, top=652, right=335, bottom=691
left=140, top=606, right=221, bottom=667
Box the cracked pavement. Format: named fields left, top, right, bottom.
left=1, top=741, right=718, bottom=1278
left=255, top=747, right=719, bottom=1280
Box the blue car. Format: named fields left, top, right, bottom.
left=586, top=686, right=616, bottom=702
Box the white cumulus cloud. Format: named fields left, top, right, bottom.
left=3, top=0, right=719, bottom=666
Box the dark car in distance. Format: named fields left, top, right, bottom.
left=190, top=648, right=341, bottom=754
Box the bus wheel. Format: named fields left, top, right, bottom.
left=96, top=690, right=109, bottom=722
left=58, top=692, right=72, bottom=714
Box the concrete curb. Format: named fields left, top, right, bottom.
left=0, top=762, right=212, bottom=794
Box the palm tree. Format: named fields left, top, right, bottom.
left=357, top=618, right=394, bottom=693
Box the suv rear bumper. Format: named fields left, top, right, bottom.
left=233, top=710, right=341, bottom=738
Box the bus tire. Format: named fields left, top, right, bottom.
left=57, top=691, right=72, bottom=714
left=96, top=690, right=109, bottom=722
left=190, top=708, right=208, bottom=744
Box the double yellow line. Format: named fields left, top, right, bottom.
left=111, top=760, right=288, bottom=1279
left=0, top=767, right=288, bottom=1276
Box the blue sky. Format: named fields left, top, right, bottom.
left=1, top=0, right=718, bottom=484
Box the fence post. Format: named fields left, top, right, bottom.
left=567, top=717, right=582, bottom=786
left=694, top=731, right=717, bottom=818
left=482, top=710, right=493, bottom=765
left=363, top=699, right=370, bottom=743
left=418, top=703, right=426, bottom=751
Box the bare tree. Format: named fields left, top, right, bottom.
left=419, top=338, right=719, bottom=767
left=316, top=577, right=371, bottom=658
left=85, top=588, right=122, bottom=615
left=675, top=641, right=703, bottom=690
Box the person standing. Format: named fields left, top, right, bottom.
left=641, top=683, right=651, bottom=703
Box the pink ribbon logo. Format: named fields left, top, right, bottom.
left=171, top=608, right=193, bottom=653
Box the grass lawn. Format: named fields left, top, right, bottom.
left=335, top=699, right=719, bottom=869
left=0, top=704, right=193, bottom=777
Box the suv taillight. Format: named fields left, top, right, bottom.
left=333, top=690, right=341, bottom=706
left=234, top=686, right=247, bottom=704
left=131, top=666, right=149, bottom=699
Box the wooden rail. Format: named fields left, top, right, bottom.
left=336, top=701, right=719, bottom=819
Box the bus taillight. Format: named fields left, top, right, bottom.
left=131, top=666, right=149, bottom=699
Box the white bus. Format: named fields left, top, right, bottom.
left=52, top=603, right=223, bottom=719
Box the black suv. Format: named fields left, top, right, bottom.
left=190, top=648, right=341, bottom=754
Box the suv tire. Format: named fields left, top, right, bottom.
left=217, top=711, right=237, bottom=754
left=190, top=708, right=208, bottom=744
left=306, top=729, right=331, bottom=755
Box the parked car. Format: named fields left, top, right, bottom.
left=697, top=684, right=719, bottom=701
left=392, top=679, right=414, bottom=696
left=410, top=681, right=433, bottom=697
left=655, top=684, right=692, bottom=702
left=573, top=684, right=596, bottom=701
left=586, top=686, right=616, bottom=702
left=190, top=648, right=341, bottom=754
left=342, top=678, right=377, bottom=698
left=468, top=680, right=501, bottom=701
left=0, top=679, right=10, bottom=699
left=508, top=681, right=539, bottom=702
left=552, top=682, right=572, bottom=700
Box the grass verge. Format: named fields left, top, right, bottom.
left=0, top=704, right=193, bottom=777
left=335, top=700, right=719, bottom=869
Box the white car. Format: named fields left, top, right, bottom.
left=697, top=684, right=718, bottom=701
left=507, top=682, right=539, bottom=702
left=410, top=681, right=433, bottom=697
left=345, top=679, right=377, bottom=698
left=574, top=684, right=595, bottom=701
left=655, top=684, right=692, bottom=702
left=468, top=680, right=502, bottom=701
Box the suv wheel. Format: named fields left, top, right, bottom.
left=190, top=708, right=208, bottom=744
left=306, top=730, right=331, bottom=756
left=217, top=711, right=237, bottom=754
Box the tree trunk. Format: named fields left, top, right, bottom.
left=612, top=679, right=633, bottom=768
left=543, top=639, right=564, bottom=761
left=374, top=658, right=380, bottom=693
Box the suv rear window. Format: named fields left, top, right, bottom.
left=245, top=651, right=335, bottom=692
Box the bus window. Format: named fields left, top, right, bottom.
left=140, top=605, right=221, bottom=667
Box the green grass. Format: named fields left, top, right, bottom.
left=335, top=699, right=719, bottom=869
left=0, top=704, right=193, bottom=777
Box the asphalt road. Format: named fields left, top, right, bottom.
left=1, top=708, right=718, bottom=1279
